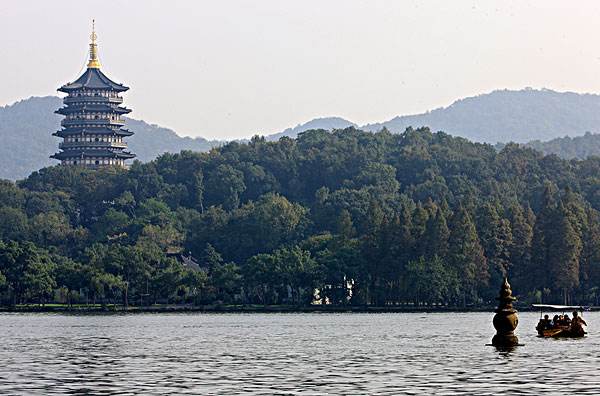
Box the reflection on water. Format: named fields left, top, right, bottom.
left=1, top=312, right=599, bottom=394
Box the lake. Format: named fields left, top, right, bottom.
left=1, top=311, right=599, bottom=395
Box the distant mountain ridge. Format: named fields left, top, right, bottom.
left=267, top=89, right=600, bottom=144
left=5, top=88, right=600, bottom=180
left=361, top=88, right=600, bottom=143
left=266, top=117, right=357, bottom=141
left=0, top=96, right=223, bottom=180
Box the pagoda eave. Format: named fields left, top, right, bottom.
left=58, top=84, right=129, bottom=93
left=54, top=128, right=134, bottom=137
left=58, top=68, right=129, bottom=93
left=55, top=106, right=131, bottom=116
left=51, top=150, right=136, bottom=160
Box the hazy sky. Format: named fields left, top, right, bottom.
left=1, top=1, right=600, bottom=139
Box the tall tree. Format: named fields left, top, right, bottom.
left=448, top=206, right=488, bottom=304
left=547, top=202, right=583, bottom=304
left=477, top=203, right=513, bottom=293
left=423, top=207, right=450, bottom=260
left=508, top=203, right=534, bottom=291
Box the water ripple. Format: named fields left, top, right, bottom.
left=1, top=312, right=599, bottom=394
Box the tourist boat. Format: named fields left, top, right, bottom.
left=533, top=304, right=589, bottom=338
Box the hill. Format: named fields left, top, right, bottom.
left=0, top=96, right=222, bottom=180
left=3, top=127, right=600, bottom=308
left=523, top=132, right=600, bottom=160
left=7, top=88, right=600, bottom=180
left=266, top=117, right=356, bottom=141
left=361, top=89, right=600, bottom=143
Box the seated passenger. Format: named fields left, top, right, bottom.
left=536, top=318, right=545, bottom=331
left=553, top=315, right=560, bottom=327
left=572, top=311, right=587, bottom=327
left=571, top=311, right=587, bottom=336
left=564, top=314, right=571, bottom=325
left=542, top=314, right=552, bottom=329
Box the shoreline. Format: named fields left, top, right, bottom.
left=0, top=304, right=555, bottom=314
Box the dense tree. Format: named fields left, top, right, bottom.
left=547, top=203, right=582, bottom=304
left=508, top=203, right=534, bottom=291
left=477, top=203, right=513, bottom=296
left=5, top=127, right=600, bottom=307
left=448, top=206, right=488, bottom=304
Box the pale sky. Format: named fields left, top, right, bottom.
left=1, top=0, right=600, bottom=139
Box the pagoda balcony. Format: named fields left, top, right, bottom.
left=59, top=141, right=128, bottom=149
left=64, top=95, right=123, bottom=105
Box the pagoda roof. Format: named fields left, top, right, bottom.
left=53, top=127, right=134, bottom=137
left=56, top=104, right=131, bottom=115
left=58, top=68, right=129, bottom=93
left=51, top=149, right=136, bottom=160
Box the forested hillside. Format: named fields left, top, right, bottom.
left=2, top=127, right=600, bottom=308
left=524, top=132, right=600, bottom=160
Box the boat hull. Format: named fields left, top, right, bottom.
left=537, top=325, right=586, bottom=338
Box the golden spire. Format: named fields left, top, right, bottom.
left=87, top=19, right=101, bottom=69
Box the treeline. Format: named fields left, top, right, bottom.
left=524, top=131, right=600, bottom=160
left=2, top=127, right=600, bottom=308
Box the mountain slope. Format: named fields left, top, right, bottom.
left=266, top=117, right=356, bottom=140
left=362, top=88, right=600, bottom=143
left=0, top=96, right=222, bottom=180
left=523, top=132, right=600, bottom=160
left=6, top=88, right=600, bottom=180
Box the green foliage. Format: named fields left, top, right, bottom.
left=3, top=126, right=600, bottom=307
left=526, top=132, right=600, bottom=160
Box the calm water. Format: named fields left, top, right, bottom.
left=0, top=311, right=599, bottom=395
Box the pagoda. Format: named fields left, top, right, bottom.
left=52, top=21, right=135, bottom=168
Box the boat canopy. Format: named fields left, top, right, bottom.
left=532, top=304, right=586, bottom=310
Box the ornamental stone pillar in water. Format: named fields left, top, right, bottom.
left=492, top=277, right=519, bottom=347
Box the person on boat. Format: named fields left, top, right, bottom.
left=537, top=316, right=548, bottom=331
left=553, top=315, right=560, bottom=327
left=555, top=315, right=564, bottom=326
left=564, top=314, right=571, bottom=325
left=570, top=311, right=587, bottom=337
left=542, top=315, right=552, bottom=329
left=571, top=311, right=587, bottom=327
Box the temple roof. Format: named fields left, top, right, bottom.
left=51, top=149, right=136, bottom=160
left=58, top=68, right=129, bottom=93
